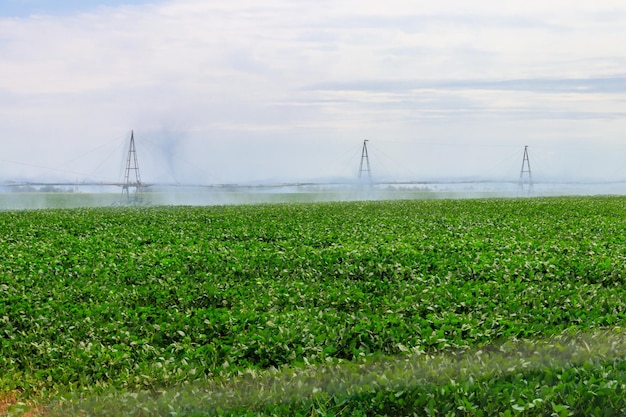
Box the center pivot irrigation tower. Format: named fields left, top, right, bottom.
left=121, top=130, right=143, bottom=204
left=518, top=145, right=533, bottom=196
left=358, top=139, right=372, bottom=183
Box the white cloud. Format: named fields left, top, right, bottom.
left=1, top=0, right=626, bottom=183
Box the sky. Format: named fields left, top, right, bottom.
left=2, top=0, right=626, bottom=185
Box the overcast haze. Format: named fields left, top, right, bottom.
left=2, top=0, right=626, bottom=185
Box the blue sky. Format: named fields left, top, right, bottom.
left=1, top=0, right=626, bottom=184
left=0, top=0, right=158, bottom=18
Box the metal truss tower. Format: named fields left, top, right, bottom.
left=121, top=130, right=143, bottom=204
left=518, top=145, right=533, bottom=196
left=358, top=139, right=372, bottom=183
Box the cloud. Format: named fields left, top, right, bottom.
left=308, top=77, right=626, bottom=94
left=1, top=0, right=626, bottom=184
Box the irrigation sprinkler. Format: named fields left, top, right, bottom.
left=120, top=130, right=144, bottom=205
left=518, top=145, right=533, bottom=196
left=358, top=139, right=372, bottom=184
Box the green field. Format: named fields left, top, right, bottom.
left=1, top=197, right=626, bottom=415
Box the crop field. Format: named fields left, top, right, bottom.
left=1, top=197, right=626, bottom=415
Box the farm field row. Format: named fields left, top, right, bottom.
left=1, top=197, right=626, bottom=415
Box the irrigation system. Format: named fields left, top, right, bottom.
left=4, top=132, right=625, bottom=201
